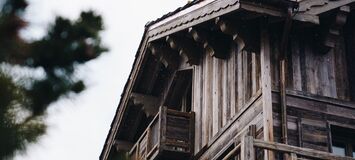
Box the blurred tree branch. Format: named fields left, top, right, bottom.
left=0, top=0, right=107, bottom=158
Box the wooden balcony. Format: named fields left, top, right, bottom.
left=129, top=107, right=195, bottom=160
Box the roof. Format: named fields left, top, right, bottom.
left=146, top=0, right=203, bottom=27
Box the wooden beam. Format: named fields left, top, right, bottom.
left=188, top=27, right=230, bottom=59
left=215, top=17, right=246, bottom=52
left=319, top=5, right=350, bottom=54
left=146, top=62, right=162, bottom=94
left=240, top=1, right=320, bottom=24
left=115, top=100, right=145, bottom=142
left=215, top=17, right=260, bottom=53
left=130, top=92, right=159, bottom=117
left=253, top=139, right=355, bottom=160
left=300, top=0, right=355, bottom=15
left=166, top=35, right=201, bottom=65
left=279, top=8, right=293, bottom=148
left=260, top=20, right=275, bottom=160
left=114, top=140, right=134, bottom=152
left=147, top=42, right=179, bottom=69
left=158, top=70, right=177, bottom=107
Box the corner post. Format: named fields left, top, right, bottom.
left=241, top=135, right=255, bottom=160
left=260, top=18, right=274, bottom=160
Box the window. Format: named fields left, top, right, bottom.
left=331, top=125, right=355, bottom=157
left=164, top=69, right=192, bottom=112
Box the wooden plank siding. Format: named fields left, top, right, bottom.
left=200, top=97, right=264, bottom=160
left=272, top=91, right=355, bottom=154
left=270, top=28, right=351, bottom=100
left=192, top=41, right=261, bottom=153
left=270, top=21, right=355, bottom=157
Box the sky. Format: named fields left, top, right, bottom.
left=14, top=0, right=187, bottom=159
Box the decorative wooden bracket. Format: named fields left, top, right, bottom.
left=319, top=6, right=350, bottom=54
left=188, top=27, right=230, bottom=59
left=215, top=17, right=246, bottom=53
left=166, top=35, right=201, bottom=65
left=215, top=17, right=261, bottom=53
left=147, top=41, right=179, bottom=69
left=298, top=0, right=329, bottom=13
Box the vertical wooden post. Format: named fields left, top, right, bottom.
left=249, top=125, right=257, bottom=138
left=189, top=112, right=196, bottom=154
left=280, top=8, right=292, bottom=148
left=241, top=135, right=255, bottom=160
left=290, top=153, right=297, bottom=160
left=159, top=106, right=167, bottom=150
left=280, top=59, right=288, bottom=144
left=260, top=19, right=274, bottom=160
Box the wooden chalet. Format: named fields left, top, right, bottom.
left=100, top=0, right=355, bottom=159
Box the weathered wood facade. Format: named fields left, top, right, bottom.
left=101, top=0, right=355, bottom=160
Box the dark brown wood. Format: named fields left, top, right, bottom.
left=280, top=59, right=288, bottom=144
left=188, top=27, right=230, bottom=59
left=102, top=1, right=355, bottom=160
left=253, top=138, right=355, bottom=160
left=166, top=35, right=201, bottom=65
left=148, top=41, right=180, bottom=69
left=215, top=17, right=245, bottom=52
left=319, top=6, right=350, bottom=54
left=128, top=106, right=195, bottom=160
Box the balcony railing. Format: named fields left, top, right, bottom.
left=223, top=132, right=355, bottom=160
left=129, top=106, right=195, bottom=160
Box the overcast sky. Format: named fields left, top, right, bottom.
left=14, top=0, right=187, bottom=159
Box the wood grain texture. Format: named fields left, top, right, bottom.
left=192, top=40, right=261, bottom=152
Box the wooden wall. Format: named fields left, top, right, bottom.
left=200, top=97, right=264, bottom=160
left=270, top=28, right=351, bottom=100
left=272, top=12, right=355, bottom=155
left=272, top=92, right=355, bottom=153
left=192, top=42, right=261, bottom=153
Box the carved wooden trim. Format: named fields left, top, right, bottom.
left=165, top=35, right=201, bottom=65
left=188, top=27, right=230, bottom=59
left=147, top=42, right=179, bottom=69
left=319, top=5, right=350, bottom=54
left=215, top=17, right=260, bottom=53
left=215, top=17, right=246, bottom=53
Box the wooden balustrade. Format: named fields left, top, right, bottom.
left=224, top=135, right=355, bottom=160
left=129, top=106, right=195, bottom=160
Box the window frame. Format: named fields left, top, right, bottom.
left=330, top=124, right=355, bottom=157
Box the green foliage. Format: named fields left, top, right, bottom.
left=0, top=0, right=107, bottom=158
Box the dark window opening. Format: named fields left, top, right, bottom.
left=331, top=125, right=355, bottom=157
left=164, top=69, right=193, bottom=112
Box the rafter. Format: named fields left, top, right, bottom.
left=166, top=35, right=201, bottom=65
left=147, top=41, right=179, bottom=69
left=215, top=17, right=246, bottom=52
left=215, top=17, right=261, bottom=53
left=188, top=27, right=230, bottom=59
